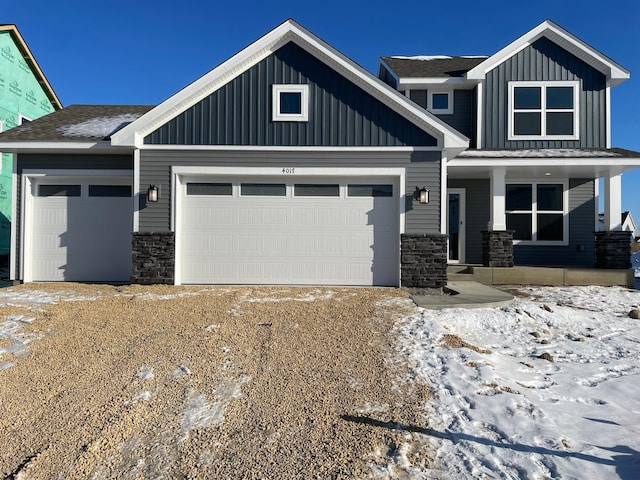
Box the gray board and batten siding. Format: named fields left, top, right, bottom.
left=138, top=150, right=441, bottom=235
left=410, top=89, right=477, bottom=146
left=14, top=154, right=134, bottom=279
left=449, top=177, right=596, bottom=266
left=144, top=42, right=438, bottom=147
left=483, top=36, right=607, bottom=149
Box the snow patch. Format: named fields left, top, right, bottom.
left=135, top=366, right=155, bottom=380
left=179, top=375, right=250, bottom=442
left=57, top=114, right=142, bottom=138
left=396, top=286, right=640, bottom=479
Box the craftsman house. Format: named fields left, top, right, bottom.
left=0, top=19, right=638, bottom=287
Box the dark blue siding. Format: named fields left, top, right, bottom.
left=409, top=89, right=476, bottom=147
left=145, top=42, right=437, bottom=147
left=483, top=37, right=607, bottom=149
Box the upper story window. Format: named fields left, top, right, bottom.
left=427, top=91, right=453, bottom=114
left=19, top=114, right=32, bottom=125
left=272, top=84, right=309, bottom=122
left=508, top=81, right=579, bottom=141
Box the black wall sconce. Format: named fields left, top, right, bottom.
left=147, top=184, right=159, bottom=202
left=419, top=187, right=429, bottom=204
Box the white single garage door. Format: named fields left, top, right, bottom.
left=178, top=176, right=400, bottom=286
left=27, top=177, right=132, bottom=282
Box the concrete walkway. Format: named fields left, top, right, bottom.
left=411, top=281, right=514, bottom=309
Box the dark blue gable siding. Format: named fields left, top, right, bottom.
left=483, top=37, right=607, bottom=149
left=145, top=42, right=437, bottom=147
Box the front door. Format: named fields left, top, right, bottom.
left=448, top=189, right=466, bottom=263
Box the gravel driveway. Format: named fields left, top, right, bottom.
left=0, top=284, right=432, bottom=479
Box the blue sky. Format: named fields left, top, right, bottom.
left=5, top=0, right=640, bottom=225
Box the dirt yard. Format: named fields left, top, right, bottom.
left=0, top=284, right=432, bottom=479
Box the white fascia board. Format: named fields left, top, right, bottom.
left=0, top=141, right=131, bottom=153
left=140, top=144, right=440, bottom=152
left=112, top=19, right=469, bottom=151
left=466, top=20, right=629, bottom=85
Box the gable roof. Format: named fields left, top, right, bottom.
left=0, top=24, right=63, bottom=110
left=381, top=56, right=487, bottom=78
left=0, top=105, right=153, bottom=150
left=111, top=19, right=468, bottom=152
left=466, top=20, right=629, bottom=86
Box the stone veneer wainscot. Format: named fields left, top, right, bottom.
left=131, top=232, right=175, bottom=284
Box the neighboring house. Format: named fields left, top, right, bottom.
left=0, top=19, right=638, bottom=287
left=598, top=211, right=636, bottom=239
left=0, top=25, right=61, bottom=257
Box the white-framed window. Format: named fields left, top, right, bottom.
left=19, top=114, right=32, bottom=125
left=506, top=181, right=568, bottom=245
left=508, top=81, right=579, bottom=140
left=427, top=91, right=453, bottom=114
left=272, top=84, right=309, bottom=122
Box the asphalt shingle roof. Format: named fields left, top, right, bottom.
left=381, top=56, right=488, bottom=78
left=0, top=105, right=154, bottom=143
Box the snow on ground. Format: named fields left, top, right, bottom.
left=397, top=286, right=640, bottom=479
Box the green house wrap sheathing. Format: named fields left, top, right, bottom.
left=0, top=31, right=56, bottom=255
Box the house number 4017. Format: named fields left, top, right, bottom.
left=282, top=168, right=295, bottom=174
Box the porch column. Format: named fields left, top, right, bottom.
left=603, top=168, right=622, bottom=231
left=596, top=168, right=631, bottom=269
left=489, top=167, right=507, bottom=231
left=483, top=167, right=514, bottom=267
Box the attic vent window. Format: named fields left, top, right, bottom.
left=272, top=84, right=309, bottom=122
left=508, top=81, right=579, bottom=140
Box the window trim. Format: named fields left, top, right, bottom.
left=427, top=90, right=453, bottom=114
left=508, top=81, right=580, bottom=141
left=507, top=179, right=569, bottom=246
left=272, top=84, right=309, bottom=122
left=18, top=114, right=33, bottom=125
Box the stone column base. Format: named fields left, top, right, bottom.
left=482, top=230, right=514, bottom=268
left=595, top=231, right=632, bottom=269
left=131, top=232, right=175, bottom=284
left=400, top=233, right=447, bottom=288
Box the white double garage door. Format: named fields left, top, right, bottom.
left=176, top=174, right=401, bottom=286
left=24, top=172, right=401, bottom=286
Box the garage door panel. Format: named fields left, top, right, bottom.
left=179, top=177, right=399, bottom=286
left=29, top=178, right=132, bottom=282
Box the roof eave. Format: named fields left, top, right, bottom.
left=0, top=140, right=133, bottom=154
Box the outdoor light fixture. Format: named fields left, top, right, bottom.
left=419, top=187, right=429, bottom=204
left=147, top=185, right=159, bottom=202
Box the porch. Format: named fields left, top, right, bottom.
left=447, top=264, right=636, bottom=288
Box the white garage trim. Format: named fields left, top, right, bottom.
left=172, top=166, right=405, bottom=286
left=21, top=169, right=133, bottom=282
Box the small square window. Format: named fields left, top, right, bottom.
left=272, top=84, right=309, bottom=122
left=427, top=91, right=453, bottom=114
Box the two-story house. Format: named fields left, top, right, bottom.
left=379, top=20, right=640, bottom=273
left=0, top=25, right=61, bottom=258
left=0, top=19, right=637, bottom=287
